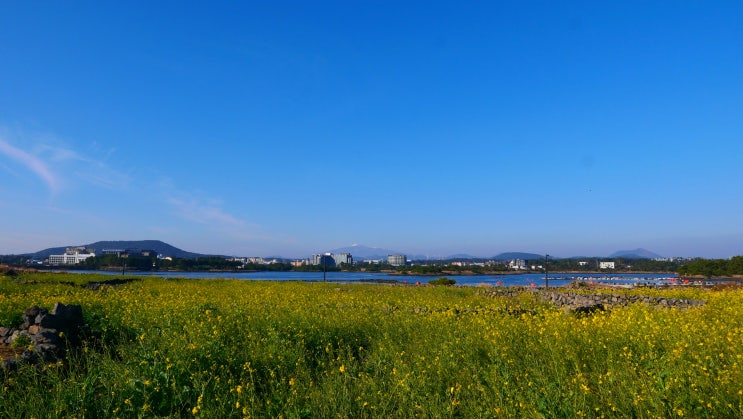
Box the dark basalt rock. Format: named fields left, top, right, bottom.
left=0, top=303, right=87, bottom=369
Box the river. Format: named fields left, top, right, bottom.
left=67, top=270, right=677, bottom=287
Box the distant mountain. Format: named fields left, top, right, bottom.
left=444, top=253, right=480, bottom=260
left=492, top=252, right=549, bottom=261
left=609, top=248, right=662, bottom=259
left=30, top=240, right=208, bottom=259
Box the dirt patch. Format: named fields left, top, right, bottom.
left=0, top=345, right=23, bottom=361
left=85, top=277, right=139, bottom=290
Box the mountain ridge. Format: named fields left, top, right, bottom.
left=29, top=240, right=209, bottom=259
left=608, top=248, right=663, bottom=259
left=19, top=241, right=663, bottom=261
left=491, top=252, right=550, bottom=261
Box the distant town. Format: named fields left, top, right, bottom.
left=1, top=243, right=705, bottom=275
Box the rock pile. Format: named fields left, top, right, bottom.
left=0, top=303, right=87, bottom=370
left=539, top=291, right=705, bottom=309
left=478, top=288, right=706, bottom=310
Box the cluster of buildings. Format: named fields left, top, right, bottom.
left=47, top=247, right=166, bottom=266
left=505, top=259, right=617, bottom=270
left=302, top=253, right=408, bottom=267
left=309, top=253, right=353, bottom=267
left=507, top=259, right=549, bottom=270
left=44, top=244, right=675, bottom=271
left=227, top=257, right=282, bottom=265
left=577, top=260, right=616, bottom=269
left=228, top=253, right=409, bottom=268
left=47, top=247, right=96, bottom=265
left=42, top=246, right=630, bottom=271
left=43, top=247, right=410, bottom=268
left=653, top=257, right=694, bottom=262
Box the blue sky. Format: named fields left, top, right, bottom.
left=1, top=1, right=741, bottom=258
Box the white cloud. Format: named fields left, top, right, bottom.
left=168, top=195, right=246, bottom=227
left=37, top=143, right=131, bottom=190
left=161, top=184, right=298, bottom=251
left=0, top=138, right=59, bottom=192
left=0, top=128, right=132, bottom=195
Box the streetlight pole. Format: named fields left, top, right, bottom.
left=323, top=252, right=331, bottom=282
left=545, top=254, right=549, bottom=288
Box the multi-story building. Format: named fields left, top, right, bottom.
left=48, top=247, right=96, bottom=265
left=101, top=248, right=156, bottom=258
left=228, top=257, right=268, bottom=265
left=508, top=259, right=527, bottom=270
left=599, top=261, right=616, bottom=269
left=311, top=254, right=325, bottom=266
left=101, top=249, right=126, bottom=256
left=387, top=254, right=407, bottom=267
left=332, top=253, right=353, bottom=266
left=310, top=253, right=354, bottom=267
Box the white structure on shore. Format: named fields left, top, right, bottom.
left=599, top=261, right=616, bottom=269
left=48, top=247, right=96, bottom=265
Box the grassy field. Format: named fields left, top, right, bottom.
left=1, top=272, right=742, bottom=418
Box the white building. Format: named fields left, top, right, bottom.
left=229, top=257, right=267, bottom=265
left=599, top=261, right=616, bottom=269
left=508, top=259, right=527, bottom=270
left=387, top=254, right=407, bottom=267
left=48, top=247, right=96, bottom=265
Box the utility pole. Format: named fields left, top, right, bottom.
left=323, top=252, right=331, bottom=282
left=545, top=254, right=549, bottom=288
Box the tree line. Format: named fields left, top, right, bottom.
left=81, top=255, right=245, bottom=271
left=677, top=256, right=743, bottom=277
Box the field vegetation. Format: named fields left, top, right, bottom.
left=1, top=272, right=742, bottom=417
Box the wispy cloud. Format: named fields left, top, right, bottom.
left=0, top=128, right=132, bottom=195
left=161, top=182, right=282, bottom=242
left=0, top=138, right=59, bottom=192
left=167, top=195, right=246, bottom=227
left=37, top=143, right=131, bottom=190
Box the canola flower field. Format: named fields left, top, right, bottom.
left=1, top=272, right=742, bottom=418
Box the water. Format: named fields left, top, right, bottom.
left=66, top=270, right=677, bottom=287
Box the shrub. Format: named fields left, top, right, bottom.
left=428, top=277, right=456, bottom=286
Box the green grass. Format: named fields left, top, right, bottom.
left=1, top=272, right=742, bottom=417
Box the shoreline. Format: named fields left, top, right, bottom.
left=31, top=266, right=682, bottom=276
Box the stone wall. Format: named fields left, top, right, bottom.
left=539, top=291, right=705, bottom=309
left=0, top=303, right=86, bottom=370
left=478, top=288, right=706, bottom=310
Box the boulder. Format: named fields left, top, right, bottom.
left=0, top=303, right=87, bottom=369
